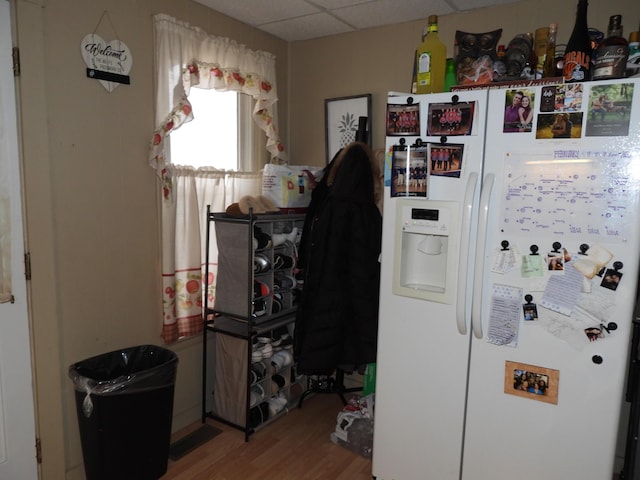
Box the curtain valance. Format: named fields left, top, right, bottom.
left=150, top=14, right=286, bottom=195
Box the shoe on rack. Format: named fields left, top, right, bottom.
left=272, top=227, right=298, bottom=247
left=254, top=254, right=271, bottom=273
left=250, top=384, right=265, bottom=407
left=260, top=342, right=273, bottom=358
left=272, top=295, right=283, bottom=313
left=253, top=338, right=273, bottom=359
left=272, top=373, right=286, bottom=389
left=253, top=226, right=272, bottom=250
left=251, top=361, right=266, bottom=381
left=253, top=280, right=270, bottom=298
left=274, top=274, right=295, bottom=291
left=252, top=298, right=267, bottom=317
left=273, top=253, right=294, bottom=270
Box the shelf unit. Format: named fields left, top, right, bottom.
left=201, top=206, right=306, bottom=441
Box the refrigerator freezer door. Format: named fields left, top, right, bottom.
left=373, top=88, right=489, bottom=480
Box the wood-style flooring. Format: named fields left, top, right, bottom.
left=164, top=394, right=373, bottom=480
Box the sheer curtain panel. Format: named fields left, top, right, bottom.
left=162, top=167, right=261, bottom=343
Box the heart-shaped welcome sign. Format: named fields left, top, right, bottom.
left=80, top=34, right=132, bottom=92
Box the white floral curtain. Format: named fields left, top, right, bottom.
left=161, top=167, right=261, bottom=343
left=152, top=13, right=284, bottom=343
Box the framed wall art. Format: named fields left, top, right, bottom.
left=325, top=94, right=372, bottom=163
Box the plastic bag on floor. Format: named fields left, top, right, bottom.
left=330, top=393, right=374, bottom=458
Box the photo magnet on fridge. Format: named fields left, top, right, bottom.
left=391, top=145, right=429, bottom=198
left=585, top=326, right=605, bottom=342
left=523, top=301, right=538, bottom=321
left=426, top=102, right=475, bottom=136
left=503, top=88, right=535, bottom=133
left=386, top=103, right=420, bottom=136
left=429, top=143, right=464, bottom=179
left=585, top=83, right=634, bottom=137
left=535, top=112, right=583, bottom=139
left=540, top=85, right=558, bottom=112
left=540, top=84, right=583, bottom=113
left=601, top=268, right=622, bottom=291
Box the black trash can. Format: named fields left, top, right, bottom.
left=69, top=345, right=178, bottom=480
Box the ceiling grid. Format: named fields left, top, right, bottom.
left=193, top=0, right=521, bottom=41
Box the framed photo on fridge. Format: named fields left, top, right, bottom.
left=505, top=360, right=559, bottom=405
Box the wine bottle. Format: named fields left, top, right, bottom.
left=416, top=15, right=446, bottom=93
left=562, top=0, right=591, bottom=82
left=542, top=23, right=558, bottom=77
left=593, top=15, right=629, bottom=80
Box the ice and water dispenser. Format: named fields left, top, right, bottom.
left=392, top=198, right=459, bottom=304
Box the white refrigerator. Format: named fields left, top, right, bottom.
left=372, top=77, right=640, bottom=480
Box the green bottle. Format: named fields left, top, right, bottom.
left=444, top=58, right=457, bottom=92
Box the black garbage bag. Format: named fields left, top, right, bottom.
left=69, top=345, right=178, bottom=480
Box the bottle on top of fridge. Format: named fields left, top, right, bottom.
left=416, top=15, right=446, bottom=93
left=534, top=26, right=550, bottom=78
left=593, top=15, right=629, bottom=80
left=563, top=0, right=591, bottom=82
left=543, top=23, right=559, bottom=77
left=444, top=58, right=457, bottom=91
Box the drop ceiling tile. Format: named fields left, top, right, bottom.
left=192, top=0, right=321, bottom=26
left=193, top=0, right=528, bottom=42
left=259, top=12, right=355, bottom=41
left=311, top=0, right=377, bottom=8
left=335, top=0, right=456, bottom=30
left=449, top=0, right=521, bottom=10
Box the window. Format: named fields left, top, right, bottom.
left=169, top=89, right=267, bottom=171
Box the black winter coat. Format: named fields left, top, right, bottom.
left=294, top=143, right=382, bottom=374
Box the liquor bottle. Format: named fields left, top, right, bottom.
left=562, top=0, right=591, bottom=82
left=411, top=54, right=418, bottom=93
left=411, top=27, right=428, bottom=94
left=444, top=58, right=457, bottom=91
left=592, top=15, right=629, bottom=80
left=415, top=15, right=446, bottom=93
left=543, top=23, right=559, bottom=77
left=534, top=26, right=550, bottom=78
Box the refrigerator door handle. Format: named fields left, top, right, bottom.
left=471, top=173, right=495, bottom=339
left=456, top=172, right=478, bottom=335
